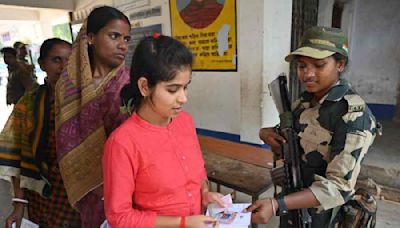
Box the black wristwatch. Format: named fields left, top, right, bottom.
left=276, top=196, right=289, bottom=216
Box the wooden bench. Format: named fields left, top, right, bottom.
left=198, top=135, right=274, bottom=202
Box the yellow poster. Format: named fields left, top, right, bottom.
left=170, top=0, right=237, bottom=71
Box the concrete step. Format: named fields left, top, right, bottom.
left=360, top=164, right=400, bottom=189
left=356, top=177, right=400, bottom=202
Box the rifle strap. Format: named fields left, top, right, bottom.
left=329, top=205, right=341, bottom=228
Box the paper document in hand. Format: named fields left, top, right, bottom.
left=100, top=220, right=111, bottom=228
left=208, top=193, right=233, bottom=215
left=12, top=218, right=39, bottom=228
left=206, top=194, right=251, bottom=228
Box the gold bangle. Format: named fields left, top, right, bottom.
left=270, top=198, right=276, bottom=216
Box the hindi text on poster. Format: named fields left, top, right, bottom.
left=170, top=0, right=237, bottom=71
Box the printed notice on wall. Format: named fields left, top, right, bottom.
left=170, top=0, right=237, bottom=71
left=124, top=24, right=162, bottom=66
left=114, top=0, right=150, bottom=12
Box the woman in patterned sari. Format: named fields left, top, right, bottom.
left=1, top=38, right=80, bottom=227
left=55, top=6, right=131, bottom=227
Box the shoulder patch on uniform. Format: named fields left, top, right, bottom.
left=343, top=94, right=365, bottom=113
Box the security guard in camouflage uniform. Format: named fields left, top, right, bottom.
left=247, top=26, right=378, bottom=227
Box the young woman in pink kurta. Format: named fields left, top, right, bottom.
left=103, top=35, right=224, bottom=227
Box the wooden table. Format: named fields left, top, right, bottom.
left=198, top=135, right=274, bottom=202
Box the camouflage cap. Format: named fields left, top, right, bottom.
left=285, top=26, right=349, bottom=62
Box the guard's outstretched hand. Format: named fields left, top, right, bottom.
left=246, top=198, right=277, bottom=224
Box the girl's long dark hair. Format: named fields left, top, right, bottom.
left=120, top=35, right=193, bottom=110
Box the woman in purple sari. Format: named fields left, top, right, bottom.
left=55, top=6, right=131, bottom=227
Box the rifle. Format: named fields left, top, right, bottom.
left=268, top=73, right=312, bottom=228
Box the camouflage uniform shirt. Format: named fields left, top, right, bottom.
left=292, top=78, right=377, bottom=225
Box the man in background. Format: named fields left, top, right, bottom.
left=1, top=47, right=35, bottom=105
left=13, top=42, right=35, bottom=76
left=13, top=41, right=29, bottom=64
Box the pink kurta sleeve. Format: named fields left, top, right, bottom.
left=103, top=134, right=157, bottom=227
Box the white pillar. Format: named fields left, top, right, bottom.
left=318, top=0, right=335, bottom=26
left=260, top=0, right=293, bottom=129
left=238, top=0, right=264, bottom=143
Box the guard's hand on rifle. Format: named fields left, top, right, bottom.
left=271, top=165, right=285, bottom=187
left=259, top=128, right=285, bottom=157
